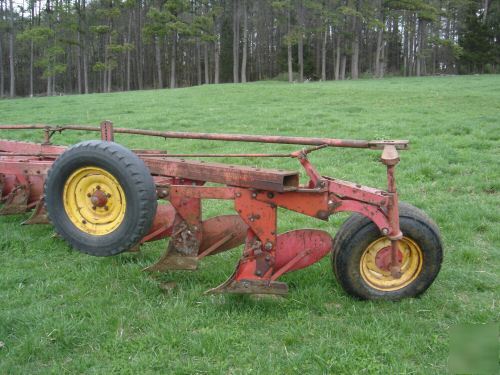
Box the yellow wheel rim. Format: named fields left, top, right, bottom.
left=63, top=167, right=127, bottom=236
left=360, top=236, right=423, bottom=291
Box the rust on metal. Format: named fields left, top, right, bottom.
left=145, top=158, right=299, bottom=192
left=0, top=124, right=409, bottom=149
left=0, top=121, right=414, bottom=297
left=21, top=198, right=49, bottom=225
left=0, top=185, right=30, bottom=215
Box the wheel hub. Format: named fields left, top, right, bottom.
left=90, top=189, right=109, bottom=208
left=360, top=236, right=423, bottom=291
left=374, top=246, right=403, bottom=272
left=63, top=167, right=126, bottom=236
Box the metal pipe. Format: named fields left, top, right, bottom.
left=0, top=152, right=293, bottom=158
left=0, top=124, right=408, bottom=150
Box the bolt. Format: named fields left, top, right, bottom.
left=265, top=255, right=271, bottom=261
left=96, top=185, right=101, bottom=190
left=104, top=206, right=109, bottom=211
left=236, top=192, right=241, bottom=198
left=250, top=217, right=255, bottom=222
left=255, top=270, right=262, bottom=277
left=107, top=193, right=111, bottom=198
left=251, top=192, right=257, bottom=198
left=267, top=192, right=274, bottom=199
left=264, top=242, right=273, bottom=251
left=82, top=220, right=86, bottom=224
left=382, top=228, right=389, bottom=235
left=92, top=206, right=96, bottom=210
left=87, top=193, right=91, bottom=197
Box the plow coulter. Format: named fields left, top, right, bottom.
left=0, top=122, right=443, bottom=300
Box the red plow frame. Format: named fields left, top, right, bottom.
left=0, top=121, right=441, bottom=299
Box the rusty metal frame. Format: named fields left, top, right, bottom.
left=0, top=121, right=408, bottom=294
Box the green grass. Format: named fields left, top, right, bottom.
left=1, top=75, right=499, bottom=374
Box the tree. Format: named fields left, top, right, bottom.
left=8, top=0, right=15, bottom=96
left=1, top=0, right=496, bottom=98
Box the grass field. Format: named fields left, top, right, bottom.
left=0, top=75, right=499, bottom=374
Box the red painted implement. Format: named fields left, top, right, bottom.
left=0, top=122, right=442, bottom=300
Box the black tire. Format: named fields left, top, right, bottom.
left=332, top=202, right=443, bottom=300
left=45, top=141, right=157, bottom=256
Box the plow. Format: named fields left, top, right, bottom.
left=0, top=122, right=442, bottom=300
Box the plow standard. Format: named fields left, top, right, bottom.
left=0, top=122, right=442, bottom=299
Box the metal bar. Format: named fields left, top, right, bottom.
left=271, top=249, right=311, bottom=281
left=0, top=125, right=409, bottom=150
left=197, top=234, right=234, bottom=260
left=145, top=158, right=299, bottom=192
left=0, top=152, right=293, bottom=158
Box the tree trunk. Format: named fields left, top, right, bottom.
left=170, top=31, right=176, bottom=88
left=321, top=26, right=327, bottom=81
left=403, top=12, right=408, bottom=76
left=375, top=26, right=383, bottom=78
left=155, top=36, right=163, bottom=88
left=136, top=7, right=143, bottom=90
left=107, top=34, right=112, bottom=92
left=298, top=2, right=304, bottom=82
left=241, top=0, right=247, bottom=83
left=126, top=11, right=132, bottom=90
left=83, top=41, right=89, bottom=93
left=379, top=37, right=385, bottom=78
left=287, top=9, right=293, bottom=82
left=196, top=41, right=201, bottom=85
left=76, top=31, right=82, bottom=94
left=483, top=0, right=489, bottom=22
left=29, top=39, right=34, bottom=97
left=0, top=30, right=4, bottom=98
left=203, top=42, right=209, bottom=84
left=334, top=33, right=340, bottom=80
left=214, top=38, right=220, bottom=84
left=351, top=17, right=359, bottom=80
left=416, top=18, right=423, bottom=77
left=340, top=54, right=346, bottom=80
left=8, top=0, right=15, bottom=97
left=233, top=0, right=239, bottom=83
